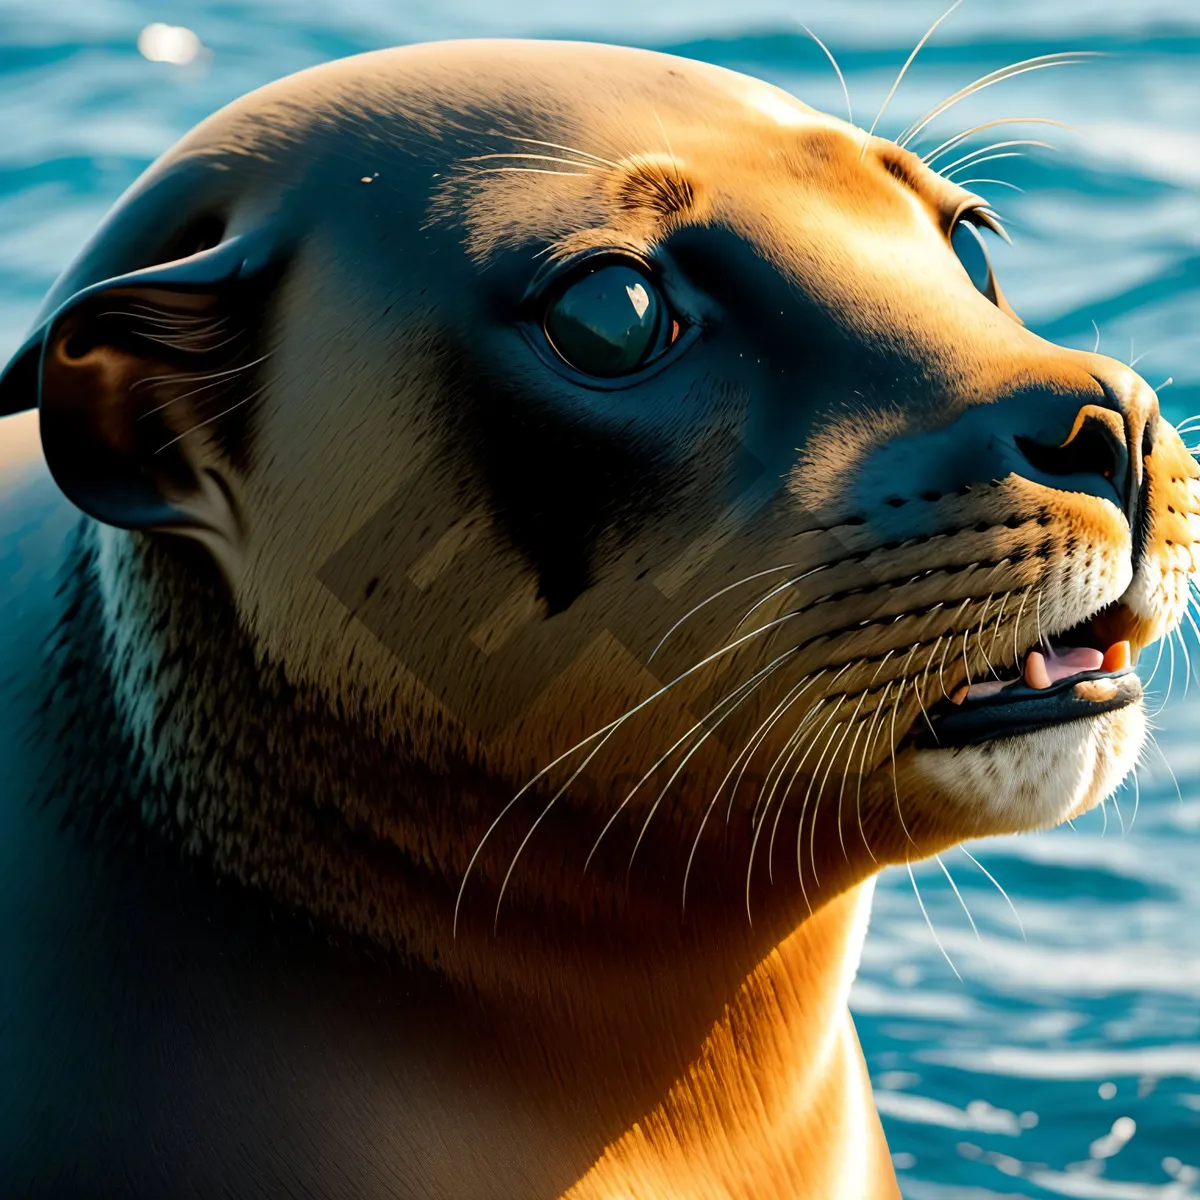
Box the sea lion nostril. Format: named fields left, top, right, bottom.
left=1015, top=413, right=1130, bottom=505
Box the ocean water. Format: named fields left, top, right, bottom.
left=0, top=1, right=1196, bottom=1195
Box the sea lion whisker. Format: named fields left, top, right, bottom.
left=936, top=139, right=1059, bottom=179
left=588, top=648, right=790, bottom=875
left=945, top=152, right=1028, bottom=181
left=681, top=672, right=830, bottom=912
left=866, top=0, right=964, bottom=144
left=154, top=382, right=270, bottom=453
left=137, top=356, right=273, bottom=417
left=647, top=562, right=797, bottom=662
left=795, top=707, right=853, bottom=890
left=955, top=178, right=1026, bottom=195
left=626, top=659, right=787, bottom=885
left=731, top=563, right=828, bottom=635
left=651, top=109, right=681, bottom=180
left=936, top=619, right=958, bottom=697
left=745, top=697, right=836, bottom=917
left=908, top=858, right=962, bottom=981
left=1129, top=764, right=1141, bottom=830
left=722, top=669, right=829, bottom=826
left=506, top=136, right=622, bottom=169
left=855, top=681, right=894, bottom=875
left=132, top=355, right=269, bottom=396
left=921, top=117, right=1072, bottom=166
left=118, top=320, right=246, bottom=354
left=959, top=846, right=1025, bottom=940
left=460, top=152, right=603, bottom=172
left=972, top=208, right=1014, bottom=245
left=1144, top=730, right=1183, bottom=807
left=1144, top=632, right=1167, bottom=692
left=801, top=23, right=854, bottom=127
left=681, top=666, right=825, bottom=913
left=466, top=167, right=593, bottom=178
left=987, top=591, right=1011, bottom=661
left=480, top=611, right=808, bottom=927
left=1011, top=585, right=1033, bottom=666
left=116, top=306, right=230, bottom=331
left=919, top=636, right=944, bottom=708
left=896, top=641, right=936, bottom=745
left=888, top=680, right=916, bottom=846
left=459, top=613, right=800, bottom=932
left=752, top=664, right=852, bottom=830
left=837, top=716, right=873, bottom=864
left=935, top=853, right=981, bottom=944
left=1110, top=784, right=1127, bottom=836
left=896, top=52, right=1100, bottom=149
left=827, top=691, right=870, bottom=867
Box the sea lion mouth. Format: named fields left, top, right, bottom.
left=915, top=616, right=1141, bottom=749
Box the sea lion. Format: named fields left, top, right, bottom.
left=0, top=38, right=1194, bottom=1199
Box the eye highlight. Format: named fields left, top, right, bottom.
left=543, top=263, right=679, bottom=378
left=950, top=216, right=998, bottom=304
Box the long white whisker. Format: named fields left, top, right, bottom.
left=154, top=381, right=270, bottom=453
left=507, top=136, right=621, bottom=168
left=889, top=680, right=916, bottom=846
left=1145, top=730, right=1182, bottom=807
left=897, top=52, right=1100, bottom=149
left=454, top=605, right=806, bottom=933
left=937, top=138, right=1058, bottom=178
left=466, top=167, right=592, bottom=177
left=1152, top=632, right=1178, bottom=717
left=587, top=646, right=798, bottom=874
left=908, top=859, right=962, bottom=981
left=623, top=654, right=789, bottom=879
left=936, top=854, right=981, bottom=942
left=945, top=151, right=1029, bottom=180
left=1110, top=788, right=1127, bottom=837
left=461, top=152, right=602, bottom=171
left=960, top=846, right=1025, bottom=940
left=955, top=178, right=1026, bottom=194
left=648, top=563, right=798, bottom=662
left=867, top=0, right=964, bottom=142
left=747, top=699, right=834, bottom=919
left=732, top=564, right=829, bottom=635
left=922, top=116, right=1072, bottom=165
left=802, top=23, right=854, bottom=126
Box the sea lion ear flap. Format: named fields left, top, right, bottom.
left=20, top=231, right=278, bottom=570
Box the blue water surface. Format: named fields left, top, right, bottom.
left=0, top=1, right=1197, bottom=1195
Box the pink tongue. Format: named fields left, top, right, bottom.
left=1023, top=646, right=1104, bottom=690
left=956, top=645, right=1107, bottom=702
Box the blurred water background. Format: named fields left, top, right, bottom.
left=0, top=0, right=1196, bottom=1194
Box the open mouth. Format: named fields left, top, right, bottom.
left=916, top=612, right=1142, bottom=749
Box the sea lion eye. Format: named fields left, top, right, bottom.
left=950, top=217, right=998, bottom=304
left=543, top=263, right=677, bottom=377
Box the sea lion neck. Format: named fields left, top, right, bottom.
left=46, top=522, right=897, bottom=1192
left=66, top=521, right=879, bottom=994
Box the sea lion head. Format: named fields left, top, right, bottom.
left=3, top=39, right=1194, bottom=932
